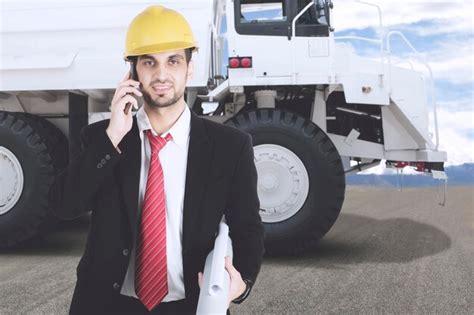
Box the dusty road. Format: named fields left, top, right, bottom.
left=1, top=186, right=473, bottom=314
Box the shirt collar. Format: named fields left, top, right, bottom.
left=136, top=104, right=190, bottom=151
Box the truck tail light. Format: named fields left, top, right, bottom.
left=386, top=161, right=429, bottom=172
left=229, top=58, right=240, bottom=68
left=241, top=57, right=252, bottom=68
left=228, top=56, right=252, bottom=69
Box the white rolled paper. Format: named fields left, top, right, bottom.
left=208, top=222, right=229, bottom=296
left=196, top=222, right=233, bottom=315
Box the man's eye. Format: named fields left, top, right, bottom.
left=170, top=59, right=179, bottom=65
left=144, top=60, right=154, bottom=66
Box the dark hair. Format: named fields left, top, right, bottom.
left=184, top=48, right=193, bottom=65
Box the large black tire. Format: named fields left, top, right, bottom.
left=227, top=109, right=345, bottom=255
left=0, top=111, right=68, bottom=248
left=11, top=112, right=69, bottom=168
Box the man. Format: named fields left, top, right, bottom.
left=49, top=5, right=264, bottom=314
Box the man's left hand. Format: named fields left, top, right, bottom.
left=223, top=256, right=246, bottom=305
left=197, top=256, right=246, bottom=307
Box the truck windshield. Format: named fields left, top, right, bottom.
left=240, top=0, right=287, bottom=23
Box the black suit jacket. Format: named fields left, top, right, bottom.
left=49, top=110, right=265, bottom=314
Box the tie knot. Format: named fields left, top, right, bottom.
left=146, top=130, right=172, bottom=154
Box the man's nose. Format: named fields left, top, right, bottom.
left=152, top=63, right=169, bottom=82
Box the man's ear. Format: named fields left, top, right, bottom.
left=186, top=60, right=194, bottom=81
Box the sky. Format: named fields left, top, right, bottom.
left=331, top=0, right=473, bottom=172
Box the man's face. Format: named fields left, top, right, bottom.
left=136, top=50, right=193, bottom=109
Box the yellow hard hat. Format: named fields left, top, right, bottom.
left=124, top=5, right=198, bottom=60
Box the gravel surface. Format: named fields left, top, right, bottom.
left=1, top=186, right=473, bottom=314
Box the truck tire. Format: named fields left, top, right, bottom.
left=227, top=109, right=345, bottom=255
left=0, top=111, right=68, bottom=248
left=11, top=112, right=69, bottom=169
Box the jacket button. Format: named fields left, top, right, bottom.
left=122, top=249, right=129, bottom=256
left=101, top=158, right=106, bottom=164
left=97, top=163, right=103, bottom=169
left=105, top=154, right=111, bottom=160
left=113, top=282, right=120, bottom=290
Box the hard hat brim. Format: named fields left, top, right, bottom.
left=124, top=42, right=198, bottom=61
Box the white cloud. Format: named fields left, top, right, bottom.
left=437, top=98, right=472, bottom=111
left=427, top=40, right=474, bottom=85
left=430, top=108, right=474, bottom=165
left=333, top=0, right=473, bottom=34
left=401, top=18, right=473, bottom=37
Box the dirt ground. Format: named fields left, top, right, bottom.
left=1, top=186, right=473, bottom=314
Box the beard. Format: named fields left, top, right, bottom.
left=142, top=85, right=184, bottom=108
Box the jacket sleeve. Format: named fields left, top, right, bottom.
left=48, top=124, right=122, bottom=220
left=225, top=133, right=265, bottom=286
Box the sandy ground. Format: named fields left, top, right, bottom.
left=0, top=186, right=473, bottom=314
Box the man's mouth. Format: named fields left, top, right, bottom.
left=152, top=84, right=172, bottom=94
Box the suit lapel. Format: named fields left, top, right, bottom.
left=182, top=111, right=213, bottom=254
left=117, top=116, right=141, bottom=241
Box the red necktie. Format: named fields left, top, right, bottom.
left=135, top=130, right=172, bottom=311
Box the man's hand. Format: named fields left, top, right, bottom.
left=106, top=71, right=142, bottom=148
left=223, top=256, right=246, bottom=304
left=197, top=256, right=247, bottom=307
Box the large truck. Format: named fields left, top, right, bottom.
left=0, top=0, right=447, bottom=254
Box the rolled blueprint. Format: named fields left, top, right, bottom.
left=196, top=222, right=233, bottom=315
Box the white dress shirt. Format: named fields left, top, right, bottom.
left=120, top=104, right=191, bottom=302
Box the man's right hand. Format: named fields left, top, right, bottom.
left=106, top=71, right=143, bottom=148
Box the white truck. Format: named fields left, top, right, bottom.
left=0, top=0, right=447, bottom=254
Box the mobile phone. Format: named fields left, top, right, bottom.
left=124, top=63, right=144, bottom=113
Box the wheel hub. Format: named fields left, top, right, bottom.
left=261, top=173, right=279, bottom=191
left=0, top=146, right=24, bottom=215
left=254, top=144, right=309, bottom=223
